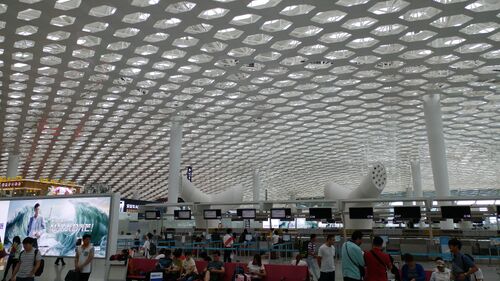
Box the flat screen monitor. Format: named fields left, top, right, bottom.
left=271, top=208, right=292, bottom=219
left=441, top=206, right=471, bottom=219
left=145, top=210, right=161, bottom=220
left=166, top=233, right=173, bottom=239
left=282, top=234, right=291, bottom=242
left=308, top=208, right=332, bottom=220
left=497, top=205, right=500, bottom=218
left=174, top=210, right=191, bottom=220
left=394, top=206, right=421, bottom=219
left=237, top=208, right=256, bottom=219
left=349, top=207, right=374, bottom=219
left=203, top=209, right=222, bottom=220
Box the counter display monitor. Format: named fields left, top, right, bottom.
left=204, top=209, right=222, bottom=220
left=174, top=210, right=191, bottom=220
left=349, top=207, right=374, bottom=219
left=271, top=208, right=292, bottom=219
left=394, top=206, right=422, bottom=219
left=0, top=196, right=111, bottom=258
left=145, top=211, right=161, bottom=220
left=237, top=208, right=256, bottom=219
left=441, top=206, right=471, bottom=219
left=309, top=208, right=332, bottom=220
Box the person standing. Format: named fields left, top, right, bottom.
left=306, top=234, right=320, bottom=281
left=134, top=229, right=141, bottom=247
left=364, top=236, right=392, bottom=281
left=2, top=236, right=21, bottom=281
left=75, top=234, right=95, bottom=281
left=26, top=203, right=45, bottom=248
left=448, top=238, right=478, bottom=281
left=318, top=235, right=336, bottom=281
left=341, top=230, right=365, bottom=281
left=142, top=233, right=153, bottom=259
left=9, top=237, right=42, bottom=281
left=222, top=229, right=234, bottom=263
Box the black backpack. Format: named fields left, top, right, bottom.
left=20, top=249, right=44, bottom=276
left=149, top=242, right=157, bottom=256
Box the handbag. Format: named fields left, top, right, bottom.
left=345, top=243, right=365, bottom=279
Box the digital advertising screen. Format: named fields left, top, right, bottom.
left=349, top=207, right=374, bottom=219
left=0, top=196, right=111, bottom=258
left=204, top=209, right=222, bottom=220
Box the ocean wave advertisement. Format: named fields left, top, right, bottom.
left=1, top=197, right=110, bottom=258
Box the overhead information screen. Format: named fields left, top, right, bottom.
left=271, top=208, right=292, bottom=219
left=394, top=206, right=421, bottom=219
left=308, top=208, right=332, bottom=220
left=441, top=206, right=471, bottom=219
left=349, top=207, right=374, bottom=219
left=174, top=210, right=191, bottom=220
left=145, top=210, right=161, bottom=220
left=237, top=209, right=256, bottom=219
left=203, top=209, right=222, bottom=220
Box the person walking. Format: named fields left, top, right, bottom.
left=75, top=234, right=95, bottom=281
left=341, top=230, right=365, bottom=281
left=2, top=236, right=21, bottom=281
left=364, top=236, right=392, bottom=281
left=317, top=235, right=336, bottom=281
left=306, top=234, right=320, bottom=281
left=9, top=237, right=42, bottom=281
left=448, top=238, right=478, bottom=281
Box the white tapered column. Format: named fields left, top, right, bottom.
left=411, top=160, right=423, bottom=197
left=423, top=94, right=453, bottom=229
left=168, top=120, right=183, bottom=212
left=7, top=154, right=20, bottom=178
left=423, top=94, right=450, bottom=197
left=252, top=170, right=261, bottom=202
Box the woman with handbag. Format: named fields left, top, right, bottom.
left=1, top=236, right=21, bottom=281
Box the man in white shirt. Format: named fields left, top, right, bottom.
left=223, top=229, right=234, bottom=262
left=430, top=258, right=451, bottom=281
left=318, top=235, right=336, bottom=281
left=75, top=234, right=95, bottom=281
left=143, top=233, right=153, bottom=259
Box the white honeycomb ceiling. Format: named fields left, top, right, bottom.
left=0, top=0, right=499, bottom=201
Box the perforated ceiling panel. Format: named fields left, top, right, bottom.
left=0, top=0, right=499, bottom=201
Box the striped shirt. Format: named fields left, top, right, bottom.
left=307, top=241, right=317, bottom=257
left=17, top=249, right=42, bottom=278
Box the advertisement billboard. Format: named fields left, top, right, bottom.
left=1, top=196, right=111, bottom=258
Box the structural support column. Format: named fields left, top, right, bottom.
left=410, top=160, right=423, bottom=197
left=252, top=170, right=261, bottom=202
left=7, top=154, right=20, bottom=178
left=423, top=94, right=453, bottom=229
left=423, top=94, right=450, bottom=197
left=168, top=120, right=183, bottom=212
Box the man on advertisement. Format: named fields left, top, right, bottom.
left=26, top=204, right=45, bottom=248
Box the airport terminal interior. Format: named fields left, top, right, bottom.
left=0, top=0, right=499, bottom=281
